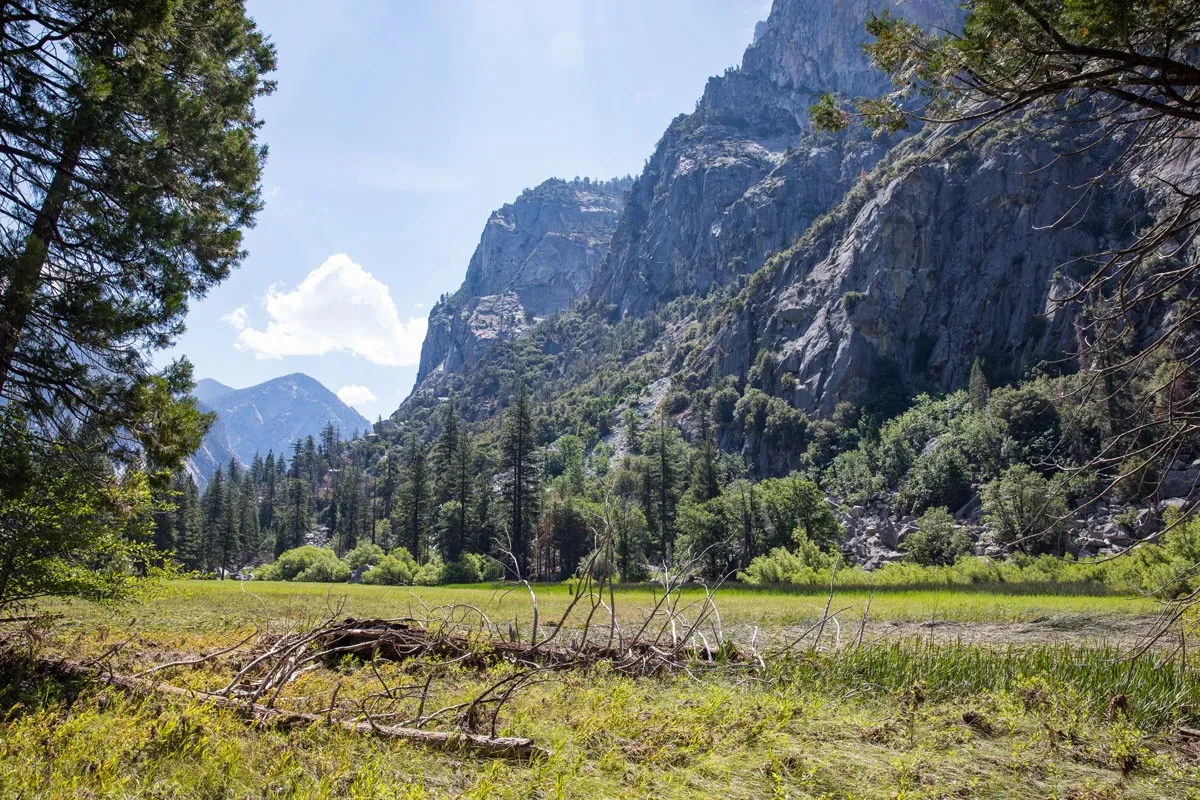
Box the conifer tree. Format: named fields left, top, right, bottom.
left=173, top=476, right=204, bottom=570
left=690, top=402, right=721, bottom=503
left=645, top=412, right=684, bottom=561
left=201, top=466, right=226, bottom=573
left=237, top=473, right=261, bottom=567
left=0, top=1, right=275, bottom=468
left=435, top=396, right=460, bottom=505
left=969, top=357, right=991, bottom=410
left=399, top=434, right=430, bottom=562
left=261, top=451, right=278, bottom=534
left=500, top=383, right=539, bottom=577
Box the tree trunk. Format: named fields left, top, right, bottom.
left=0, top=118, right=86, bottom=400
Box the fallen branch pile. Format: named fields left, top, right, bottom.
left=35, top=657, right=547, bottom=761
left=320, top=617, right=743, bottom=675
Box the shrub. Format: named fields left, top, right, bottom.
left=468, top=552, right=505, bottom=582
left=903, top=508, right=973, bottom=566
left=839, top=290, right=867, bottom=312
left=712, top=387, right=740, bottom=426
left=989, top=383, right=1061, bottom=464
left=256, top=546, right=349, bottom=583
left=344, top=542, right=385, bottom=571
left=897, top=445, right=973, bottom=514
left=738, top=536, right=833, bottom=586
left=440, top=557, right=479, bottom=584
left=757, top=473, right=843, bottom=551
left=664, top=391, right=690, bottom=415
left=823, top=448, right=885, bottom=505
left=361, top=547, right=419, bottom=586
left=981, top=465, right=1070, bottom=555
left=413, top=554, right=446, bottom=586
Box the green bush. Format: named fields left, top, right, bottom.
left=1106, top=514, right=1200, bottom=598
left=738, top=536, right=833, bottom=586
left=989, top=383, right=1061, bottom=465
left=413, top=554, right=446, bottom=586
left=897, top=445, right=973, bottom=514
left=903, top=508, right=973, bottom=566
left=344, top=542, right=385, bottom=571
left=468, top=552, right=505, bottom=582
left=712, top=387, right=740, bottom=426
left=256, top=546, right=349, bottom=583
left=361, top=547, right=419, bottom=586
left=823, top=448, right=885, bottom=505
left=981, top=465, right=1070, bottom=555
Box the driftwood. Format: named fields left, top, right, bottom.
left=39, top=658, right=547, bottom=761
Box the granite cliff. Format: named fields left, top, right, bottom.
left=412, top=177, right=632, bottom=399
left=398, top=0, right=1150, bottom=456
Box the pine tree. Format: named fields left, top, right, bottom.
left=690, top=402, right=721, bottom=503
left=434, top=396, right=460, bottom=505
left=645, top=412, right=683, bottom=561
left=174, top=476, right=204, bottom=570
left=218, top=460, right=241, bottom=577
left=969, top=357, right=991, bottom=410
left=623, top=409, right=643, bottom=456
left=0, top=1, right=275, bottom=470
left=277, top=441, right=310, bottom=555
left=380, top=447, right=399, bottom=521
left=261, top=451, right=278, bottom=534
left=201, top=467, right=226, bottom=573
left=237, top=472, right=261, bottom=567
left=438, top=430, right=475, bottom=562
left=500, top=384, right=539, bottom=577
left=399, top=434, right=430, bottom=562
left=473, top=468, right=497, bottom=556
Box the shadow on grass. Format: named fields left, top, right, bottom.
left=0, top=650, right=92, bottom=719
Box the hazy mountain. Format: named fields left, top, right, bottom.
left=188, top=373, right=371, bottom=485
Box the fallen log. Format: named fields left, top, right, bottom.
left=323, top=618, right=740, bottom=673
left=38, top=658, right=548, bottom=761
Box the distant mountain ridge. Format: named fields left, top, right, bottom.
left=187, top=373, right=371, bottom=485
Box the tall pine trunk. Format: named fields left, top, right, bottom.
left=0, top=117, right=86, bottom=400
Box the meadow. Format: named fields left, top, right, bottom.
left=1, top=579, right=1197, bottom=799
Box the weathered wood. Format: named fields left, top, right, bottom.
left=323, top=618, right=737, bottom=672
left=40, top=658, right=548, bottom=761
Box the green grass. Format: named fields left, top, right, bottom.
left=41, top=578, right=1160, bottom=639
left=4, top=580, right=1196, bottom=799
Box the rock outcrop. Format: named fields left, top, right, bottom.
left=704, top=122, right=1146, bottom=416
left=412, top=177, right=631, bottom=399
left=590, top=0, right=955, bottom=317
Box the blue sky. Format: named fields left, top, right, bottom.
left=166, top=0, right=771, bottom=420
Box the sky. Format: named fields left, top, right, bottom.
left=165, top=0, right=772, bottom=420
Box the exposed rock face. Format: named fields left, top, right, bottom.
left=706, top=124, right=1146, bottom=415
left=590, top=0, right=954, bottom=316
left=412, top=177, right=631, bottom=398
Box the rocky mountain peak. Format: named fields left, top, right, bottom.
left=409, top=176, right=632, bottom=401
left=589, top=0, right=954, bottom=317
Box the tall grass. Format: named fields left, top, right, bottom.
left=802, top=639, right=1199, bottom=730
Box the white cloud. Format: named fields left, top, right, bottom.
left=336, top=384, right=378, bottom=408
left=221, top=306, right=248, bottom=332
left=549, top=31, right=585, bottom=69
left=235, top=254, right=428, bottom=367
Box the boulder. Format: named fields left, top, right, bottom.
left=1160, top=468, right=1200, bottom=499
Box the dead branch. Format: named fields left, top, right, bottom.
left=35, top=657, right=548, bottom=761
